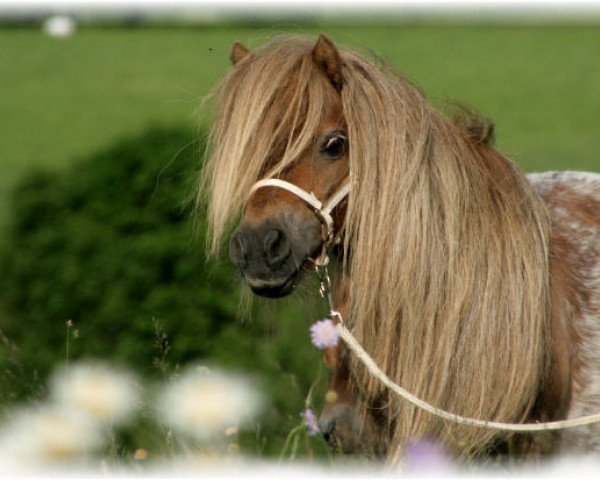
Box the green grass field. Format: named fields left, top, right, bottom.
left=2, top=24, right=600, bottom=227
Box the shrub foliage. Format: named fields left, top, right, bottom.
left=0, top=126, right=326, bottom=456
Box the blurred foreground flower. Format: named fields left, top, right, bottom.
left=310, top=318, right=340, bottom=349
left=0, top=406, right=103, bottom=470
left=159, top=367, right=263, bottom=441
left=404, top=438, right=452, bottom=472
left=300, top=409, right=320, bottom=436
left=50, top=361, right=139, bottom=425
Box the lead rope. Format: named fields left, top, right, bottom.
left=248, top=176, right=600, bottom=432
left=316, top=261, right=600, bottom=432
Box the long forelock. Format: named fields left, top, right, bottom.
left=201, top=39, right=332, bottom=255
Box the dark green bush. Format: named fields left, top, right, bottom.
left=0, top=126, right=327, bottom=457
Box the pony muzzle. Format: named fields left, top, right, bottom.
left=231, top=177, right=350, bottom=297
left=247, top=177, right=351, bottom=266
left=229, top=224, right=301, bottom=298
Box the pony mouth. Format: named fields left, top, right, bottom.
left=244, top=270, right=300, bottom=298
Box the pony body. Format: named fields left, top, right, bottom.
left=529, top=172, right=600, bottom=453
left=199, top=35, right=600, bottom=462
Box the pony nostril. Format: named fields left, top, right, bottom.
left=229, top=232, right=248, bottom=268
left=264, top=229, right=290, bottom=269
left=321, top=420, right=336, bottom=446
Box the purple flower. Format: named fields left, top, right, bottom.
left=310, top=319, right=340, bottom=349
left=301, top=408, right=320, bottom=436
left=404, top=438, right=451, bottom=472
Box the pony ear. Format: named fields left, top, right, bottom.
left=230, top=41, right=253, bottom=65
left=312, top=34, right=344, bottom=91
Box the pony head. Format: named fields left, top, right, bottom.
left=201, top=35, right=349, bottom=297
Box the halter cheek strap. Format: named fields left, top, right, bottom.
left=247, top=177, right=351, bottom=265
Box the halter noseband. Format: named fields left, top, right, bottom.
left=247, top=177, right=351, bottom=266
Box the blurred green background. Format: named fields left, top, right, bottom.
left=0, top=21, right=599, bottom=461
left=2, top=24, right=600, bottom=226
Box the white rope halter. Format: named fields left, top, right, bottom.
left=248, top=177, right=351, bottom=265
left=247, top=175, right=600, bottom=432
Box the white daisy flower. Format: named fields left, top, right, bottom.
left=50, top=361, right=139, bottom=425
left=43, top=15, right=76, bottom=38
left=158, top=366, right=263, bottom=441
left=0, top=405, right=103, bottom=470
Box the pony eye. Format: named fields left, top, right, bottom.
left=321, top=134, right=346, bottom=160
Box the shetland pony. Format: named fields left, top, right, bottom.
left=199, top=35, right=600, bottom=462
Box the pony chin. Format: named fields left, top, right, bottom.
left=243, top=269, right=300, bottom=298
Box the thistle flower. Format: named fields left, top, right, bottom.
left=0, top=405, right=103, bottom=470
left=50, top=361, right=139, bottom=425
left=300, top=408, right=320, bottom=436
left=158, top=366, right=263, bottom=441
left=310, top=318, right=340, bottom=349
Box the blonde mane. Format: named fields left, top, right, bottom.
left=199, top=36, right=553, bottom=460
